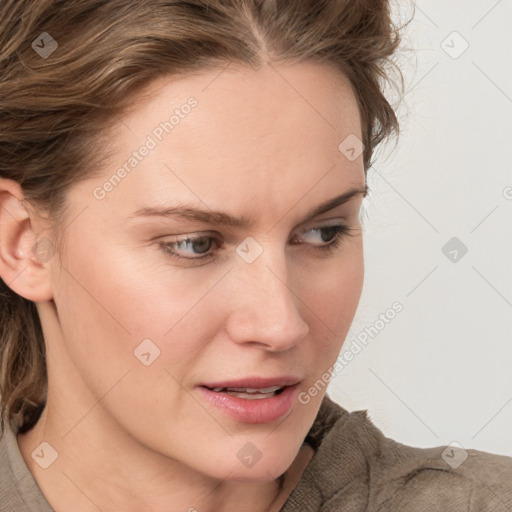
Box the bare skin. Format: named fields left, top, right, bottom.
left=0, top=60, right=365, bottom=511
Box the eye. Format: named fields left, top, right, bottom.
left=159, top=235, right=218, bottom=261
left=291, top=223, right=353, bottom=253
left=159, top=223, right=354, bottom=263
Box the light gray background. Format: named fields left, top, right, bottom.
left=329, top=0, right=512, bottom=456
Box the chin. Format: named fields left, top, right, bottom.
left=231, top=438, right=301, bottom=482
left=186, top=435, right=299, bottom=484
left=225, top=460, right=292, bottom=483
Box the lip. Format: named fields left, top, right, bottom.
left=200, top=375, right=301, bottom=389
left=197, top=376, right=301, bottom=424
left=197, top=384, right=299, bottom=424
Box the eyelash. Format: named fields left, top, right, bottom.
left=159, top=224, right=354, bottom=263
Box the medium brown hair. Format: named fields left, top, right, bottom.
left=0, top=0, right=403, bottom=435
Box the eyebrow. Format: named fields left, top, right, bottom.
left=129, top=184, right=368, bottom=229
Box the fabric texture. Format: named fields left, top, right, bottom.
left=281, top=395, right=512, bottom=511
left=1, top=394, right=511, bottom=511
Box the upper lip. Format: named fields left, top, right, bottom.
left=200, top=376, right=301, bottom=389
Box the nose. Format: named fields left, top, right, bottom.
left=224, top=248, right=309, bottom=352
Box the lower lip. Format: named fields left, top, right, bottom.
left=197, top=384, right=299, bottom=424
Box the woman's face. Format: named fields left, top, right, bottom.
left=42, top=61, right=365, bottom=481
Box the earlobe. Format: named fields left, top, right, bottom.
left=0, top=178, right=54, bottom=302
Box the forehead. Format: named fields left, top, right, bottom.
left=113, top=60, right=361, bottom=155
left=82, top=61, right=364, bottom=225
left=127, top=60, right=361, bottom=138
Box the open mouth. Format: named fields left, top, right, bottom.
left=202, top=385, right=285, bottom=399
left=197, top=382, right=299, bottom=423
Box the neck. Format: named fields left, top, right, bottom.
left=17, top=402, right=298, bottom=512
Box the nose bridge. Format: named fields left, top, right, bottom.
left=226, top=243, right=309, bottom=350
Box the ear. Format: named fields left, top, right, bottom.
left=0, top=177, right=54, bottom=302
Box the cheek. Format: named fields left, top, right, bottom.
left=52, top=236, right=221, bottom=393
left=303, top=243, right=363, bottom=325
left=296, top=242, right=364, bottom=362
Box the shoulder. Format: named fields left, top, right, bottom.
left=372, top=433, right=512, bottom=511
left=0, top=424, right=26, bottom=511
left=0, top=419, right=54, bottom=512
left=288, top=395, right=512, bottom=511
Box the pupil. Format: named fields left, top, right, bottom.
left=321, top=226, right=337, bottom=242
left=193, top=237, right=212, bottom=254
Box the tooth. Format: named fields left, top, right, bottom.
left=207, top=385, right=284, bottom=394
left=256, top=386, right=282, bottom=393
left=225, top=391, right=274, bottom=399
left=223, top=386, right=282, bottom=393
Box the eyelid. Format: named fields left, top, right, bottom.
left=161, top=229, right=213, bottom=238
left=160, top=217, right=348, bottom=242
left=296, top=216, right=354, bottom=232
